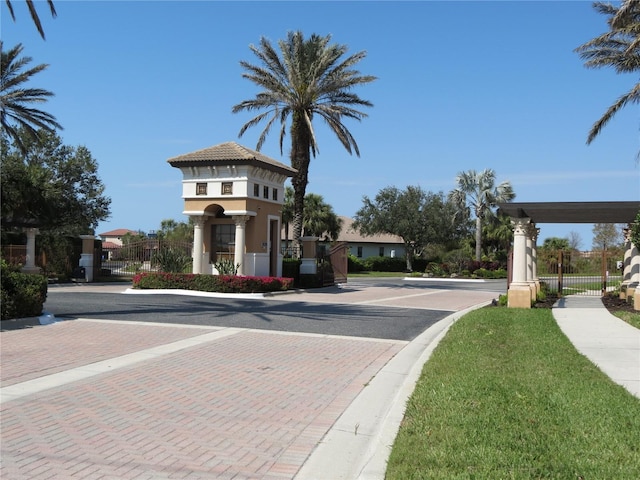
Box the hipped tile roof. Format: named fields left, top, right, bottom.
left=167, top=142, right=297, bottom=177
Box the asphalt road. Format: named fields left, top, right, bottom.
left=43, top=278, right=506, bottom=341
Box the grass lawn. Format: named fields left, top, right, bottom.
left=386, top=307, right=640, bottom=479
left=614, top=311, right=640, bottom=329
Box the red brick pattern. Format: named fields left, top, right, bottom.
left=1, top=326, right=404, bottom=479
left=1, top=320, right=215, bottom=386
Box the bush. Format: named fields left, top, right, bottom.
left=1, top=259, right=48, bottom=320
left=364, top=256, right=406, bottom=272
left=348, top=254, right=366, bottom=273
left=132, top=272, right=293, bottom=293
left=152, top=247, right=192, bottom=273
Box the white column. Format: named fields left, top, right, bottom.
left=526, top=224, right=540, bottom=298
left=21, top=228, right=41, bottom=274
left=508, top=217, right=532, bottom=308
left=622, top=227, right=633, bottom=289
left=233, top=215, right=250, bottom=276
left=192, top=216, right=204, bottom=274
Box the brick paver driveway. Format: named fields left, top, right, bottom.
left=1, top=280, right=502, bottom=479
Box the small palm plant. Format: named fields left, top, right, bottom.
left=152, top=247, right=191, bottom=273
left=213, top=258, right=240, bottom=275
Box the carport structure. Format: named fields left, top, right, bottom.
left=497, top=201, right=640, bottom=309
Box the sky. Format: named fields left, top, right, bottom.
left=2, top=0, right=639, bottom=250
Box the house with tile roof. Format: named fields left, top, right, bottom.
left=282, top=216, right=406, bottom=260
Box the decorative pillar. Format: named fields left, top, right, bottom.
left=508, top=217, right=533, bottom=308
left=526, top=224, right=540, bottom=299
left=621, top=227, right=633, bottom=299
left=192, top=216, right=205, bottom=274
left=299, top=236, right=318, bottom=275
left=21, top=228, right=41, bottom=274
left=78, top=235, right=95, bottom=282
left=626, top=225, right=640, bottom=310
left=232, top=215, right=251, bottom=276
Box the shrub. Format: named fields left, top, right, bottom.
left=132, top=272, right=293, bottom=293
left=152, top=247, right=192, bottom=273
left=348, top=254, right=366, bottom=273
left=213, top=258, right=240, bottom=275
left=1, top=259, right=48, bottom=320
left=364, top=256, right=405, bottom=272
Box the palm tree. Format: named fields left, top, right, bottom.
left=302, top=193, right=342, bottom=240
left=5, top=0, right=57, bottom=40
left=233, top=31, right=376, bottom=253
left=449, top=169, right=515, bottom=262
left=0, top=41, right=62, bottom=153
left=575, top=0, right=640, bottom=146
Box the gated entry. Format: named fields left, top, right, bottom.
left=538, top=249, right=622, bottom=296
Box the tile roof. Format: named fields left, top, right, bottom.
left=282, top=216, right=404, bottom=245
left=167, top=141, right=297, bottom=177
left=98, top=228, right=137, bottom=237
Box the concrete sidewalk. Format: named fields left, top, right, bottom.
left=553, top=296, right=640, bottom=399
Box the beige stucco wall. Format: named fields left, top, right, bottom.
left=183, top=197, right=282, bottom=256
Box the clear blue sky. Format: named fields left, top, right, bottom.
left=3, top=0, right=639, bottom=249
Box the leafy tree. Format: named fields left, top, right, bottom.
left=592, top=223, right=624, bottom=250
left=449, top=168, right=515, bottom=262
left=1, top=128, right=110, bottom=235
left=353, top=186, right=464, bottom=271
left=1, top=41, right=62, bottom=153
left=233, top=31, right=376, bottom=253
left=156, top=218, right=194, bottom=243
left=5, top=0, right=57, bottom=40
left=575, top=1, right=640, bottom=147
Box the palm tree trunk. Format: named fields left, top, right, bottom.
left=475, top=216, right=483, bottom=261
left=290, top=116, right=311, bottom=258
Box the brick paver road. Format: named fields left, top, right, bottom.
left=0, top=282, right=500, bottom=479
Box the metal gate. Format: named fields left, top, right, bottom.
left=538, top=249, right=622, bottom=296
left=102, top=240, right=193, bottom=276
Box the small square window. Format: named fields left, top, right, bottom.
left=272, top=188, right=278, bottom=201
left=196, top=183, right=207, bottom=195
left=222, top=182, right=233, bottom=195
left=379, top=247, right=385, bottom=257
left=254, top=184, right=260, bottom=197
left=263, top=186, right=269, bottom=199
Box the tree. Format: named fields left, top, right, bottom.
left=302, top=193, right=342, bottom=240
left=575, top=1, right=640, bottom=147
left=449, top=169, right=515, bottom=262
left=1, top=128, right=110, bottom=235
left=592, top=223, right=624, bottom=250
left=631, top=210, right=640, bottom=248
left=233, top=31, right=376, bottom=254
left=353, top=186, right=464, bottom=271
left=156, top=218, right=194, bottom=243
left=5, top=0, right=57, bottom=40
left=282, top=186, right=342, bottom=244
left=568, top=231, right=583, bottom=251
left=481, top=212, right=513, bottom=262
left=1, top=42, right=62, bottom=153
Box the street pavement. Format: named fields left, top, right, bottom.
left=0, top=279, right=502, bottom=479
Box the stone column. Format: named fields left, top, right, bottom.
left=527, top=225, right=540, bottom=298
left=21, top=227, right=41, bottom=274
left=299, top=236, right=318, bottom=275
left=192, top=216, right=205, bottom=274
left=79, top=235, right=95, bottom=282
left=232, top=215, right=251, bottom=276
left=621, top=227, right=633, bottom=299
left=508, top=217, right=533, bottom=308
left=627, top=226, right=640, bottom=310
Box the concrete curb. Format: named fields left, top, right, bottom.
left=294, top=299, right=493, bottom=480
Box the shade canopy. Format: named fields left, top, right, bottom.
left=497, top=201, right=639, bottom=224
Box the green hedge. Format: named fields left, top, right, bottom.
left=1, top=260, right=48, bottom=320
left=132, top=272, right=294, bottom=293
